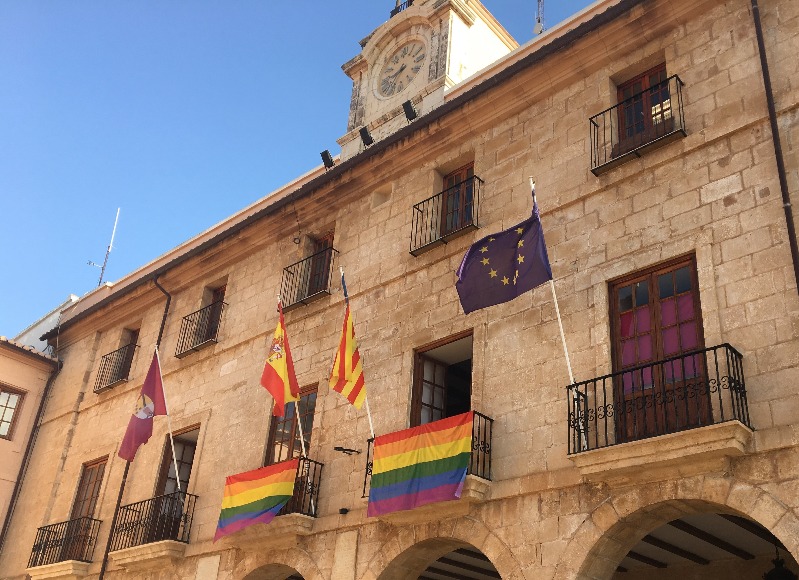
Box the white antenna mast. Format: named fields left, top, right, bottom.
left=534, top=0, right=545, bottom=34
left=88, top=208, right=120, bottom=286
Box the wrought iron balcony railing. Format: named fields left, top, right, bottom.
left=410, top=175, right=483, bottom=256
left=109, top=490, right=197, bottom=552
left=278, top=457, right=324, bottom=518
left=175, top=300, right=226, bottom=358
left=590, top=75, right=686, bottom=175
left=94, top=343, right=138, bottom=392
left=280, top=247, right=339, bottom=312
left=28, top=516, right=102, bottom=568
left=362, top=411, right=493, bottom=497
left=567, top=344, right=751, bottom=454
left=390, top=0, right=413, bottom=17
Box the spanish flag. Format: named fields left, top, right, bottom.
left=329, top=273, right=367, bottom=409
left=261, top=302, right=300, bottom=417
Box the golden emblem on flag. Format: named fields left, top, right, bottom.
left=267, top=335, right=284, bottom=363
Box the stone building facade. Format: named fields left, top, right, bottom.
left=1, top=0, right=798, bottom=578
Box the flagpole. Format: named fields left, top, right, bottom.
left=295, top=402, right=308, bottom=457
left=97, top=461, right=129, bottom=580
left=339, top=266, right=376, bottom=440
left=364, top=398, right=376, bottom=440
left=530, top=177, right=575, bottom=386
left=156, top=346, right=181, bottom=491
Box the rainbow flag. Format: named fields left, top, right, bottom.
left=213, top=459, right=298, bottom=541
left=367, top=411, right=474, bottom=517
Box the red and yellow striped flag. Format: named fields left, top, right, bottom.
left=261, top=302, right=300, bottom=417
left=329, top=274, right=366, bottom=408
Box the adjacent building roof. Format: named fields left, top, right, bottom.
left=0, top=336, right=59, bottom=366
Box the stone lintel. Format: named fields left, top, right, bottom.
left=569, top=421, right=754, bottom=484
left=26, top=560, right=90, bottom=580
left=220, top=513, right=315, bottom=549
left=108, top=540, right=187, bottom=571
left=376, top=475, right=491, bottom=525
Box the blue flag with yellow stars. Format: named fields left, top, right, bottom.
left=455, top=191, right=552, bottom=314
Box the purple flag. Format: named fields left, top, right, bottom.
left=118, top=351, right=168, bottom=462
left=456, top=191, right=552, bottom=314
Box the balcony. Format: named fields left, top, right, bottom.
left=94, top=343, right=137, bottom=393
left=390, top=0, right=413, bottom=18
left=107, top=491, right=197, bottom=570
left=174, top=300, right=226, bottom=358
left=280, top=247, right=338, bottom=312
left=219, top=457, right=323, bottom=549
left=410, top=175, right=483, bottom=256
left=27, top=517, right=101, bottom=571
left=362, top=412, right=493, bottom=524
left=567, top=344, right=753, bottom=482
left=590, top=75, right=686, bottom=175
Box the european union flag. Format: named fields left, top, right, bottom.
left=456, top=192, right=552, bottom=314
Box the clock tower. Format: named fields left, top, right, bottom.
left=337, top=0, right=517, bottom=160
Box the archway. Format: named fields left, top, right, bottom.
left=242, top=564, right=304, bottom=580
left=611, top=511, right=799, bottom=578
left=572, top=499, right=799, bottom=580
left=377, top=538, right=503, bottom=580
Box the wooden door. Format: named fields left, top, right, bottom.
left=440, top=164, right=475, bottom=236
left=610, top=258, right=708, bottom=443
left=615, top=64, right=670, bottom=156
left=307, top=234, right=333, bottom=297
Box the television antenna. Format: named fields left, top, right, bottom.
left=534, top=0, right=545, bottom=34
left=87, top=208, right=120, bottom=286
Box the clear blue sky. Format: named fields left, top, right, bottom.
left=1, top=0, right=594, bottom=337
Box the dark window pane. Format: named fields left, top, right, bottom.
left=619, top=286, right=633, bottom=312
left=658, top=272, right=674, bottom=299
left=634, top=281, right=649, bottom=307
left=675, top=266, right=691, bottom=294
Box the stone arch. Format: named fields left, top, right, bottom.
left=553, top=474, right=799, bottom=580
left=360, top=516, right=526, bottom=580
left=239, top=546, right=325, bottom=580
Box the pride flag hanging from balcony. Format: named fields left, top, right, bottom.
left=367, top=411, right=474, bottom=517
left=213, top=459, right=298, bottom=541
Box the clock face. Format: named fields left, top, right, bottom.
left=378, top=41, right=426, bottom=97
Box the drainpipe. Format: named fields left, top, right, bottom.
left=0, top=359, right=62, bottom=558
left=153, top=274, right=172, bottom=348
left=96, top=274, right=172, bottom=580
left=751, top=0, right=799, bottom=294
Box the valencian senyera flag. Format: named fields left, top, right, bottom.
left=213, top=459, right=299, bottom=541
left=118, top=350, right=168, bottom=462
left=329, top=273, right=367, bottom=408
left=261, top=301, right=300, bottom=417
left=456, top=186, right=552, bottom=314
left=367, top=411, right=474, bottom=517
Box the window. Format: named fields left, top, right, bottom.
left=95, top=328, right=139, bottom=392
left=71, top=458, right=107, bottom=519
left=614, top=63, right=671, bottom=157
left=203, top=285, right=227, bottom=344
left=409, top=164, right=482, bottom=255
left=609, top=256, right=707, bottom=441
left=156, top=427, right=199, bottom=495
left=0, top=386, right=24, bottom=439
left=411, top=333, right=472, bottom=426
left=281, top=237, right=338, bottom=310
left=266, top=385, right=317, bottom=464
left=175, top=284, right=227, bottom=357
left=306, top=233, right=335, bottom=298
left=441, top=164, right=476, bottom=236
